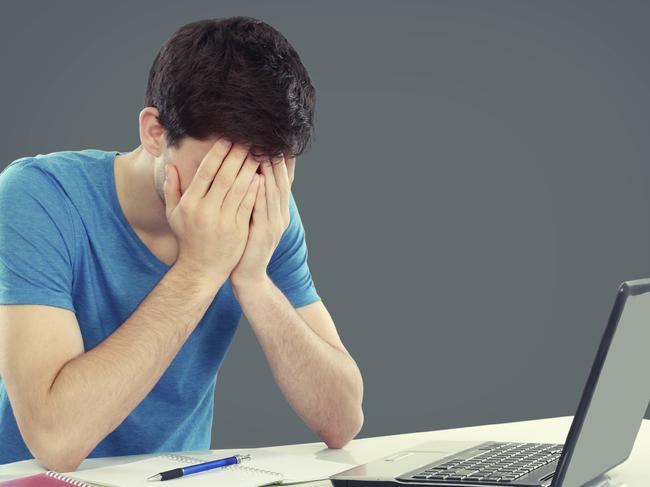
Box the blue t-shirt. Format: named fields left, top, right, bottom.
left=0, top=149, right=321, bottom=465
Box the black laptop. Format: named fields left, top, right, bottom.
left=331, top=278, right=650, bottom=487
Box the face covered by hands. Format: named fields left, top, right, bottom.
left=229, top=153, right=296, bottom=288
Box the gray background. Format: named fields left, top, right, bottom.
left=1, top=0, right=649, bottom=451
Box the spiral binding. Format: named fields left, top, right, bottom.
left=160, top=453, right=206, bottom=465
left=229, top=464, right=283, bottom=479
left=46, top=470, right=93, bottom=486
left=160, top=453, right=283, bottom=479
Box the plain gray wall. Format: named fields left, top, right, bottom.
left=1, top=0, right=649, bottom=451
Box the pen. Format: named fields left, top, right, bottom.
left=146, top=453, right=251, bottom=481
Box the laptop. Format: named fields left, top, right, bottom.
left=331, top=278, right=650, bottom=487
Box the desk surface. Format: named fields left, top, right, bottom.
left=1, top=416, right=648, bottom=486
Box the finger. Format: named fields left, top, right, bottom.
left=255, top=174, right=268, bottom=222
left=206, top=143, right=253, bottom=208
left=163, top=163, right=181, bottom=221
left=260, top=159, right=282, bottom=226
left=237, top=173, right=260, bottom=227
left=221, top=152, right=261, bottom=217
left=285, top=156, right=296, bottom=186
left=272, top=156, right=290, bottom=222
left=183, top=137, right=232, bottom=205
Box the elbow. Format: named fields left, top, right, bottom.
left=19, top=419, right=88, bottom=472
left=323, top=407, right=365, bottom=449
left=30, top=431, right=87, bottom=472
left=37, top=450, right=84, bottom=473
left=324, top=435, right=352, bottom=450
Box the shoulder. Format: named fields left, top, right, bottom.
left=2, top=148, right=110, bottom=175
left=1, top=149, right=112, bottom=198
left=0, top=149, right=110, bottom=225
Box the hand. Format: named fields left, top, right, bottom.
left=164, top=138, right=261, bottom=284
left=230, top=154, right=296, bottom=288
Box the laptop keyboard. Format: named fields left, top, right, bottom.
left=402, top=441, right=563, bottom=484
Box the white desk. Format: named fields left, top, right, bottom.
left=1, top=416, right=648, bottom=486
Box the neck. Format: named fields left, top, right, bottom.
left=114, top=145, right=172, bottom=238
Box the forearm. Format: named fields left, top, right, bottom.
left=232, top=276, right=363, bottom=448
left=41, top=263, right=222, bottom=470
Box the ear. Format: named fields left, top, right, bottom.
left=139, top=107, right=166, bottom=158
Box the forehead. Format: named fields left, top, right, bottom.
left=177, top=135, right=224, bottom=157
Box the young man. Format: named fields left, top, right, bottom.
left=0, top=16, right=364, bottom=471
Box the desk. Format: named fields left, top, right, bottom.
left=1, top=416, right=648, bottom=486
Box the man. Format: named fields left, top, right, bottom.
left=0, top=16, right=364, bottom=471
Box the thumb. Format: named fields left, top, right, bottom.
left=163, top=163, right=181, bottom=220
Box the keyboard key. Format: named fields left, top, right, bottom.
left=452, top=469, right=480, bottom=477
left=484, top=474, right=503, bottom=481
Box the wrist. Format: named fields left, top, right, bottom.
left=170, top=259, right=227, bottom=296
left=231, top=273, right=273, bottom=294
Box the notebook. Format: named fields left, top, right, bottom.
left=54, top=449, right=355, bottom=487
left=0, top=471, right=103, bottom=486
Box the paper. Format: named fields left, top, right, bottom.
left=60, top=449, right=355, bottom=487
left=229, top=451, right=354, bottom=484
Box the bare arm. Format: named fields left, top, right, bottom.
left=232, top=277, right=364, bottom=448
left=0, top=263, right=222, bottom=472
left=0, top=137, right=262, bottom=472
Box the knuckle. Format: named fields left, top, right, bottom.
left=229, top=185, right=246, bottom=201
left=215, top=176, right=232, bottom=191
left=217, top=217, right=233, bottom=231
left=194, top=205, right=210, bottom=221
left=196, top=166, right=214, bottom=182
left=241, top=200, right=254, bottom=212
left=232, top=184, right=251, bottom=199
left=178, top=199, right=193, bottom=215
left=195, top=212, right=209, bottom=227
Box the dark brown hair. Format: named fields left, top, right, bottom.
left=144, top=16, right=316, bottom=161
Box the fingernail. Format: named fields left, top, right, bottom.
left=164, top=164, right=169, bottom=180
left=219, top=137, right=232, bottom=148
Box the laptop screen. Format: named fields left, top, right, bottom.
left=553, top=279, right=650, bottom=487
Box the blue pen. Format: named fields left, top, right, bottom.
left=146, top=453, right=251, bottom=481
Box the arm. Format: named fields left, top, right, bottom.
left=0, top=138, right=261, bottom=472
left=232, top=277, right=364, bottom=448
left=229, top=156, right=363, bottom=448
left=0, top=263, right=223, bottom=473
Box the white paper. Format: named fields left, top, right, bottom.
left=61, top=449, right=355, bottom=487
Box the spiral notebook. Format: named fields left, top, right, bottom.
left=0, top=471, right=102, bottom=486
left=55, top=450, right=355, bottom=487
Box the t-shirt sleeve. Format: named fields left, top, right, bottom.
left=266, top=191, right=321, bottom=308
left=0, top=161, right=76, bottom=312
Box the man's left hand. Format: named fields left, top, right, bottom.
left=230, top=154, right=296, bottom=288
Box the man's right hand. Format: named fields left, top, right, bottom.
left=163, top=137, right=261, bottom=284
